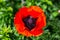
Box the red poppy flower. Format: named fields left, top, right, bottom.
left=14, top=6, right=46, bottom=37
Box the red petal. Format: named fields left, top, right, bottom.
left=14, top=11, right=25, bottom=32
left=30, top=29, right=43, bottom=36
left=29, top=10, right=41, bottom=18
left=19, top=7, right=29, bottom=18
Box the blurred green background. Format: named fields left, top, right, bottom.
left=0, top=0, right=60, bottom=40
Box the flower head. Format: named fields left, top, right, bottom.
left=14, top=6, right=46, bottom=37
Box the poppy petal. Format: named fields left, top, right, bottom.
left=30, top=29, right=43, bottom=36
left=19, top=7, right=29, bottom=18
left=20, top=30, right=32, bottom=37
left=14, top=12, right=25, bottom=32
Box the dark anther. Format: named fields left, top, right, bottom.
left=22, top=16, right=37, bottom=30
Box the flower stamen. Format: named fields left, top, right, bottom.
left=23, top=16, right=37, bottom=30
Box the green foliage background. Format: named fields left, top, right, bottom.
left=0, top=0, right=60, bottom=40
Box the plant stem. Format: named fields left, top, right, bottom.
left=21, top=0, right=25, bottom=6
left=27, top=37, right=32, bottom=40
left=24, top=36, right=32, bottom=40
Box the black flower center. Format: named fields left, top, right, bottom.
left=23, top=16, right=37, bottom=30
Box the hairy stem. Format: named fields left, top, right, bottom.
left=21, top=0, right=25, bottom=6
